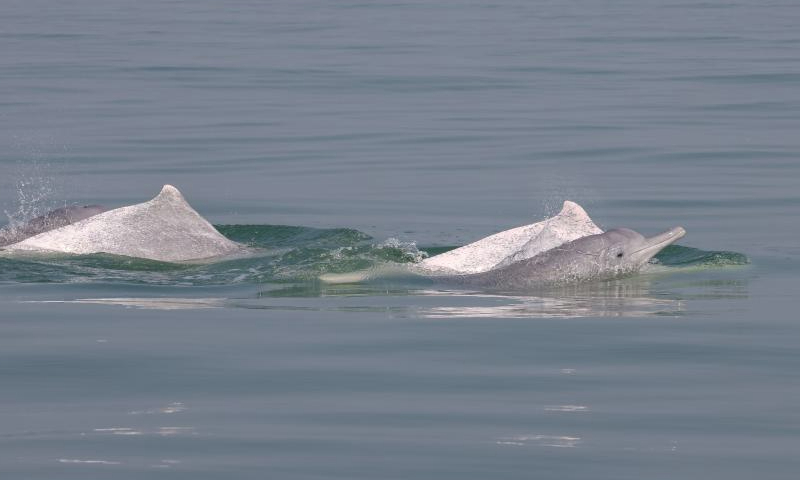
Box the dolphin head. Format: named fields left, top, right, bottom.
left=545, top=226, right=686, bottom=284
left=498, top=225, right=688, bottom=287
left=592, top=226, right=686, bottom=275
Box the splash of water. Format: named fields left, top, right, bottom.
left=3, top=135, right=64, bottom=228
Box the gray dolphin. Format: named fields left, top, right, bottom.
left=0, top=205, right=107, bottom=247
left=441, top=226, right=686, bottom=290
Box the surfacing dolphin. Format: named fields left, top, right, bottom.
left=418, top=200, right=603, bottom=275
left=0, top=205, right=107, bottom=247
left=319, top=201, right=686, bottom=288
left=441, top=226, right=686, bottom=290
left=2, top=185, right=243, bottom=262
left=320, top=200, right=605, bottom=284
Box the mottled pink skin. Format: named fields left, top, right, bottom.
left=0, top=205, right=107, bottom=247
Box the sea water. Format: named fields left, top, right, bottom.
left=1, top=1, right=798, bottom=479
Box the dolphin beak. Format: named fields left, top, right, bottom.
left=632, top=226, right=687, bottom=263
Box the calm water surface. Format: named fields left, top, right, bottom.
left=1, top=1, right=799, bottom=479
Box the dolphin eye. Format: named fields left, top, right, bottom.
left=616, top=252, right=624, bottom=258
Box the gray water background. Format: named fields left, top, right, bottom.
left=1, top=1, right=799, bottom=478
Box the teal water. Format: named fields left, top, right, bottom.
left=1, top=1, right=799, bottom=478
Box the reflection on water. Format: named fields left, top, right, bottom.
left=128, top=402, right=186, bottom=415
left=496, top=434, right=582, bottom=448
left=416, top=270, right=749, bottom=318
left=58, top=459, right=121, bottom=466
left=16, top=264, right=749, bottom=318
left=293, top=274, right=690, bottom=318
left=18, top=271, right=748, bottom=318
left=544, top=405, right=589, bottom=412
left=20, top=297, right=225, bottom=310
left=91, top=427, right=196, bottom=437
left=417, top=292, right=685, bottom=319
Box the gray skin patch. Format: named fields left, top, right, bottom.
left=441, top=227, right=686, bottom=291
left=0, top=205, right=107, bottom=247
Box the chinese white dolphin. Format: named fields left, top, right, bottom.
left=320, top=201, right=686, bottom=288
left=417, top=200, right=603, bottom=275
left=440, top=226, right=686, bottom=290
left=2, top=185, right=242, bottom=262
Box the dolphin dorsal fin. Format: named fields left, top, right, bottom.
left=154, top=184, right=185, bottom=202
left=492, top=200, right=603, bottom=267
left=418, top=200, right=603, bottom=274
left=6, top=185, right=241, bottom=262
left=559, top=201, right=592, bottom=221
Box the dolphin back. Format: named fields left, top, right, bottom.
left=4, top=185, right=243, bottom=262
left=0, top=205, right=107, bottom=247
left=441, top=245, right=588, bottom=290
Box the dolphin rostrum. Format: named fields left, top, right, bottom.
left=0, top=205, right=107, bottom=247
left=441, top=226, right=686, bottom=290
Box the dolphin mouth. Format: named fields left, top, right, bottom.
left=632, top=226, right=687, bottom=260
